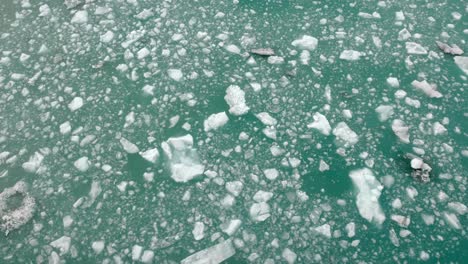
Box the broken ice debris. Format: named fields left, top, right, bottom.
left=436, top=41, right=464, bottom=55
left=291, top=35, right=318, bottom=50
left=250, top=48, right=275, bottom=56
left=22, top=151, right=44, bottom=173
left=119, top=137, right=139, bottom=154
left=411, top=80, right=442, bottom=98
left=339, top=50, right=362, bottom=61
left=406, top=42, right=427, bottom=55
left=204, top=112, right=229, bottom=132
left=139, top=148, right=159, bottom=163
left=410, top=157, right=431, bottom=183
left=391, top=119, right=410, bottom=143
left=162, top=134, right=205, bottom=183
left=307, top=113, right=331, bottom=135
left=50, top=236, right=71, bottom=255
left=0, top=181, right=36, bottom=233
left=454, top=56, right=468, bottom=75
left=181, top=239, right=235, bottom=264
left=349, top=168, right=386, bottom=225
left=332, top=122, right=359, bottom=146
left=224, top=85, right=249, bottom=116
left=250, top=202, right=271, bottom=222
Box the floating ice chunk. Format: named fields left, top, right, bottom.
left=74, top=157, right=89, bottom=172
left=345, top=222, right=355, bottom=238
left=181, top=239, right=235, bottom=264
left=119, top=137, right=139, bottom=153
left=142, top=85, right=155, bottom=96
left=386, top=77, right=400, bottom=88
left=132, top=245, right=143, bottom=261
left=267, top=56, right=284, bottom=64
left=65, top=0, right=84, bottom=9
left=204, top=112, right=229, bottom=132
left=224, top=85, right=249, bottom=116
left=39, top=4, right=50, bottom=16
left=432, top=122, right=447, bottom=135
left=443, top=212, right=461, bottom=229
left=314, top=224, right=331, bottom=238
left=0, top=181, right=36, bottom=233
left=436, top=41, right=464, bottom=55
left=141, top=250, right=154, bottom=263
left=137, top=47, right=150, bottom=60
left=253, top=190, right=273, bottom=203
left=251, top=48, right=275, bottom=56
left=411, top=80, right=442, bottom=98
left=332, top=122, right=359, bottom=145
left=398, top=29, right=411, bottom=41
left=68, top=97, right=84, bottom=112
left=225, top=181, right=243, bottom=196
left=139, top=148, right=159, bottom=163
left=167, top=69, right=183, bottom=81
left=250, top=202, right=271, bottom=222
left=307, top=112, right=331, bottom=135
left=221, top=219, right=242, bottom=236
left=192, top=221, right=205, bottom=240
left=22, top=152, right=44, bottom=173
left=263, top=168, right=279, bottom=181
left=319, top=160, right=330, bottom=172
left=71, top=10, right=88, bottom=24
left=291, top=35, right=318, bottom=50
left=454, top=56, right=468, bottom=75
left=406, top=42, right=427, bottom=55
left=391, top=215, right=411, bottom=227
left=100, top=31, right=114, bottom=43
left=375, top=105, right=394, bottom=122
left=59, top=121, right=72, bottom=134
left=448, top=202, right=467, bottom=215
left=163, top=135, right=205, bottom=182
left=391, top=119, right=410, bottom=143
left=50, top=236, right=71, bottom=255
left=339, top=50, right=362, bottom=61
left=124, top=112, right=135, bottom=128
left=92, top=241, right=105, bottom=254
left=256, top=112, right=277, bottom=126
left=282, top=248, right=297, bottom=264
left=349, top=168, right=386, bottom=225
left=225, top=44, right=241, bottom=54
left=410, top=158, right=424, bottom=169
left=63, top=215, right=73, bottom=228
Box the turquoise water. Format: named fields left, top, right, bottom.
left=0, top=0, right=467, bottom=263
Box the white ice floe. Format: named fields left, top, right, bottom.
left=454, top=56, right=468, bottom=75
left=74, top=156, right=90, bottom=172
left=119, top=137, right=139, bottom=153
left=339, top=50, right=362, bottom=61
left=50, top=236, right=71, bottom=255
left=167, top=69, right=183, bottom=81
left=0, top=181, right=36, bottom=233
left=282, top=248, right=298, bottom=264
left=181, top=239, right=235, bottom=264
left=332, top=122, right=359, bottom=145
left=22, top=151, right=44, bottom=173
left=192, top=221, right=205, bottom=240
left=256, top=112, right=277, bottom=126
left=139, top=148, right=159, bottom=163
left=291, top=35, right=318, bottom=50
left=162, top=134, right=205, bottom=183
left=411, top=80, right=442, bottom=98
left=406, top=42, right=427, bottom=55
left=349, top=168, right=386, bottom=225
left=68, top=97, right=84, bottom=112
left=71, top=10, right=88, bottom=24
left=375, top=105, right=394, bottom=122
left=250, top=202, right=271, bottom=222
left=307, top=112, right=331, bottom=135
left=225, top=44, right=241, bottom=54
left=314, top=224, right=331, bottom=238
left=386, top=77, right=400, bottom=88
left=392, top=119, right=410, bottom=143
left=221, top=219, right=242, bottom=236
left=253, top=190, right=273, bottom=203
left=224, top=85, right=249, bottom=116
left=204, top=112, right=229, bottom=132
left=91, top=241, right=105, bottom=254
left=263, top=168, right=279, bottom=181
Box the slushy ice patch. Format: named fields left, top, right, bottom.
left=0, top=181, right=36, bottom=233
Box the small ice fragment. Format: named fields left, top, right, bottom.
left=71, top=10, right=88, bottom=24
left=100, top=31, right=114, bottom=43
left=267, top=56, right=284, bottom=64
left=22, top=152, right=44, bottom=173
left=319, top=160, right=330, bottom=172
left=443, top=212, right=461, bottom=229
left=314, top=224, right=331, bottom=238
left=141, top=250, right=154, bottom=264
left=436, top=41, right=464, bottom=55
left=375, top=105, right=394, bottom=122
left=256, top=112, right=277, bottom=126
left=454, top=56, right=468, bottom=75
left=204, top=112, right=229, bottom=132
left=225, top=44, right=241, bottom=54
left=68, top=97, right=84, bottom=112
left=249, top=202, right=271, bottom=222
left=386, top=77, right=400, bottom=88
left=221, top=219, right=242, bottom=235
left=263, top=168, right=279, bottom=181
left=132, top=245, right=143, bottom=261
left=181, top=239, right=235, bottom=264
left=291, top=35, right=318, bottom=50
left=307, top=113, right=331, bottom=135
left=192, top=221, right=205, bottom=240
left=411, top=80, right=442, bottom=98
left=391, top=215, right=411, bottom=227
left=332, top=122, right=359, bottom=145
left=339, top=50, right=362, bottom=61
left=167, top=69, right=183, bottom=81
left=163, top=135, right=205, bottom=182
left=224, top=85, right=249, bottom=116
left=253, top=190, right=273, bottom=203
left=119, top=138, right=139, bottom=153
left=410, top=158, right=424, bottom=169
left=349, top=168, right=386, bottom=225
left=74, top=157, right=90, bottom=172
left=50, top=236, right=71, bottom=255
left=59, top=121, right=72, bottom=134
left=251, top=48, right=275, bottom=56
left=225, top=181, right=243, bottom=196
left=282, top=248, right=297, bottom=264
left=406, top=42, right=427, bottom=55
left=139, top=148, right=159, bottom=163
left=398, top=29, right=411, bottom=41
left=391, top=119, right=410, bottom=143
left=447, top=202, right=467, bottom=215
left=137, top=47, right=150, bottom=60
left=91, top=241, right=105, bottom=254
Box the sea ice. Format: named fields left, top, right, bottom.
left=181, top=239, right=235, bottom=264
left=204, top=112, right=229, bottom=132
left=349, top=168, right=386, bottom=225
left=224, top=85, right=249, bottom=116
left=307, top=112, right=331, bottom=135
left=291, top=35, right=318, bottom=50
